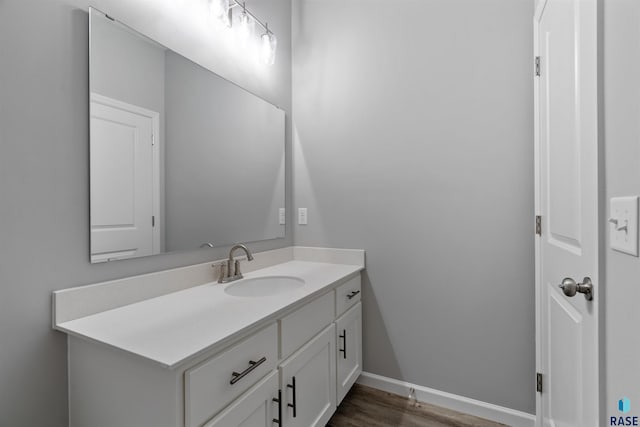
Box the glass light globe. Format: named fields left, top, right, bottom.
left=234, top=9, right=254, bottom=42
left=209, top=0, right=230, bottom=27
left=260, top=32, right=277, bottom=65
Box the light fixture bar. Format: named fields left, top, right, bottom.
left=229, top=0, right=272, bottom=34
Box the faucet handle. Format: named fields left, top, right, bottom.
left=234, top=259, right=242, bottom=278
left=227, top=259, right=234, bottom=277
left=217, top=262, right=227, bottom=283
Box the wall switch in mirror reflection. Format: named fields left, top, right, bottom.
left=279, top=208, right=286, bottom=225
left=298, top=208, right=308, bottom=225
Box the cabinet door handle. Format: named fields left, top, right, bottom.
left=347, top=290, right=360, bottom=300
left=287, top=376, right=297, bottom=418
left=339, top=329, right=347, bottom=359
left=230, top=357, right=266, bottom=385
left=272, top=389, right=282, bottom=425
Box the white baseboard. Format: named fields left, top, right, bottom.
left=357, top=372, right=536, bottom=427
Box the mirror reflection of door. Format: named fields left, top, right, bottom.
left=88, top=7, right=286, bottom=263
left=90, top=94, right=160, bottom=262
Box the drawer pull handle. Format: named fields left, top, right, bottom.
left=339, top=329, right=347, bottom=359
left=230, top=357, right=266, bottom=385
left=287, top=376, right=297, bottom=418
left=272, top=389, right=282, bottom=425
left=347, top=290, right=360, bottom=300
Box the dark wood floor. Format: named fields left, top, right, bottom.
left=327, top=385, right=509, bottom=427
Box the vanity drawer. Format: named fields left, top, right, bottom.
left=280, top=291, right=334, bottom=359
left=336, top=274, right=361, bottom=316
left=185, top=323, right=278, bottom=427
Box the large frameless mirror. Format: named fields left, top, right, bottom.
left=89, top=8, right=285, bottom=263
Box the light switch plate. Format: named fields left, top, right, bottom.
left=609, top=196, right=639, bottom=256
left=298, top=208, right=308, bottom=225
left=279, top=208, right=285, bottom=225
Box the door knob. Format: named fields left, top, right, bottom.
left=558, top=277, right=593, bottom=301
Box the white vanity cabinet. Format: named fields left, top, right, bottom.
left=66, top=270, right=362, bottom=427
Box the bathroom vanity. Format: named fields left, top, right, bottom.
left=66, top=10, right=364, bottom=425
left=53, top=247, right=364, bottom=427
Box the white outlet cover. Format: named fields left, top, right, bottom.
left=609, top=196, right=639, bottom=256
left=298, top=208, right=308, bottom=225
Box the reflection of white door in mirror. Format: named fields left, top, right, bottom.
left=90, top=93, right=160, bottom=262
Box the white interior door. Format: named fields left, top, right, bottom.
left=90, top=93, right=159, bottom=262
left=535, top=0, right=599, bottom=426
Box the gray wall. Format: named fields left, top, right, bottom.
left=292, top=0, right=535, bottom=414
left=603, top=0, right=640, bottom=420
left=0, top=0, right=291, bottom=425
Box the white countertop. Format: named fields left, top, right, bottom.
left=56, top=260, right=362, bottom=369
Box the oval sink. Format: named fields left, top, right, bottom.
left=224, top=276, right=305, bottom=297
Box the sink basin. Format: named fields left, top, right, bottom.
left=224, top=276, right=305, bottom=297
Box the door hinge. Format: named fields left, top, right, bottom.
left=536, top=372, right=543, bottom=393
left=535, top=56, right=541, bottom=77
left=535, top=215, right=542, bottom=236
left=151, top=133, right=155, bottom=146
left=152, top=216, right=155, bottom=227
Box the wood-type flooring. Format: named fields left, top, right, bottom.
left=327, top=385, right=509, bottom=427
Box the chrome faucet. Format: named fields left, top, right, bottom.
left=217, top=243, right=254, bottom=283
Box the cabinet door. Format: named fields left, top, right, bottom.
left=204, top=371, right=281, bottom=427
left=335, top=302, right=362, bottom=404
left=280, top=324, right=336, bottom=427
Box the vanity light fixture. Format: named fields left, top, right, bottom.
left=209, top=0, right=277, bottom=65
